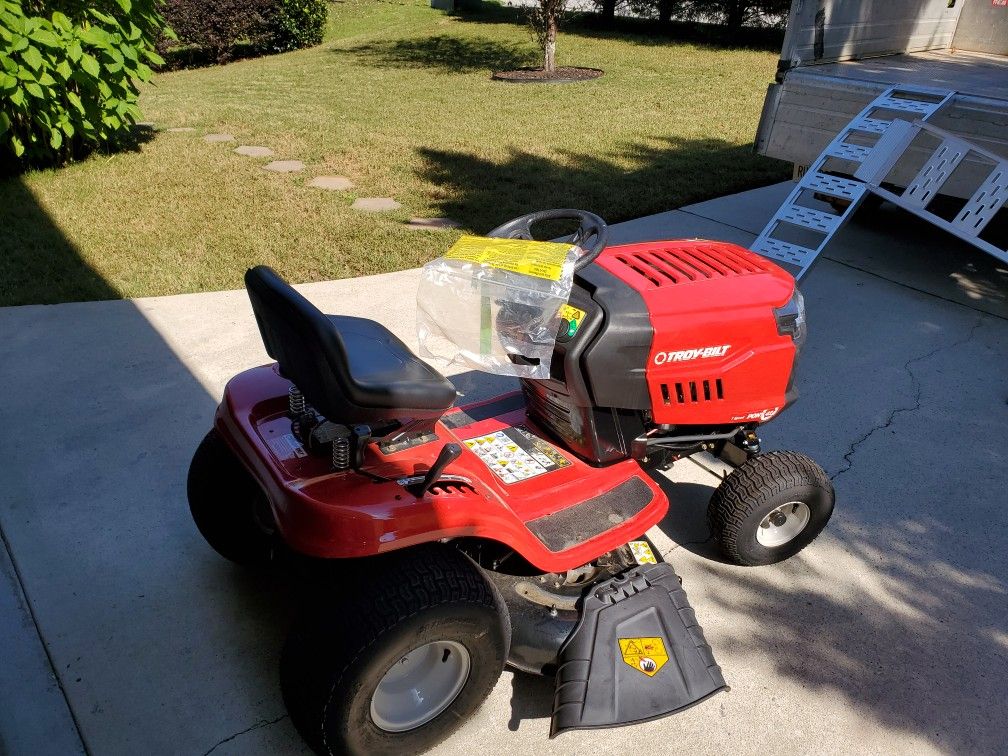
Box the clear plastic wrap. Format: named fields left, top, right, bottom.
left=417, top=235, right=579, bottom=379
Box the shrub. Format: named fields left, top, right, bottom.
left=160, top=0, right=327, bottom=67
left=268, top=0, right=327, bottom=53
left=159, top=0, right=272, bottom=64
left=0, top=0, right=166, bottom=166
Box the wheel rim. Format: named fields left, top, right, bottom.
left=370, top=640, right=471, bottom=733
left=756, top=501, right=810, bottom=548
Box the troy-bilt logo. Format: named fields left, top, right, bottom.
left=653, top=345, right=730, bottom=365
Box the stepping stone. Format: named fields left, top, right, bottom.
left=352, top=197, right=402, bottom=212
left=235, top=145, right=275, bottom=158
left=204, top=133, right=234, bottom=143
left=168, top=127, right=195, bottom=133
left=406, top=217, right=462, bottom=231
left=264, top=160, right=305, bottom=173
left=308, top=176, right=355, bottom=191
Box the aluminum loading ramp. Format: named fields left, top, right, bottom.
left=750, top=86, right=1008, bottom=279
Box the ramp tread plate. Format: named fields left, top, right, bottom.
left=873, top=95, right=941, bottom=115
left=778, top=204, right=842, bottom=234
left=902, top=139, right=969, bottom=208
left=825, top=142, right=872, bottom=162
left=751, top=237, right=817, bottom=267
left=804, top=173, right=868, bottom=201
left=953, top=164, right=1008, bottom=237
left=850, top=116, right=890, bottom=135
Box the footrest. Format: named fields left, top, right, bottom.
left=550, top=562, right=727, bottom=737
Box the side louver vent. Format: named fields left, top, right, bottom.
left=660, top=379, right=724, bottom=405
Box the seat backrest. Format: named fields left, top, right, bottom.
left=245, top=265, right=355, bottom=420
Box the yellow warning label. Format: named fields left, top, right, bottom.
left=444, top=235, right=573, bottom=281
left=629, top=540, right=657, bottom=565
left=618, top=637, right=669, bottom=677
left=559, top=304, right=585, bottom=323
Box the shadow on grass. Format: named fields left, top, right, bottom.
left=449, top=3, right=785, bottom=52
left=415, top=136, right=789, bottom=233
left=339, top=33, right=538, bottom=73
left=0, top=177, right=121, bottom=307
left=0, top=125, right=157, bottom=306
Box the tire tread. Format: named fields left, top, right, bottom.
left=709, top=450, right=833, bottom=566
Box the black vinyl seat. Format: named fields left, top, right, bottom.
left=245, top=266, right=456, bottom=423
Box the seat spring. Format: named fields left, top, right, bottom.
left=332, top=437, right=350, bottom=471
left=288, top=385, right=306, bottom=416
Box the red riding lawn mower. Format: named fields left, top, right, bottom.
left=188, top=209, right=834, bottom=755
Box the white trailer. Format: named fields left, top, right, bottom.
left=749, top=1, right=1007, bottom=278
left=755, top=0, right=1007, bottom=195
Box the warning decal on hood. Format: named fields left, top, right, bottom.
left=463, top=426, right=570, bottom=484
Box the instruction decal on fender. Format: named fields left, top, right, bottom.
left=618, top=637, right=669, bottom=677
left=462, top=426, right=570, bottom=484
left=444, top=235, right=573, bottom=281
left=268, top=433, right=307, bottom=460
left=629, top=541, right=658, bottom=565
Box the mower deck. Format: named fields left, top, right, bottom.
left=216, top=365, right=669, bottom=573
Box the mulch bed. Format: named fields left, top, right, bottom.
left=492, top=67, right=604, bottom=84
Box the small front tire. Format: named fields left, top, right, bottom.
left=281, top=545, right=509, bottom=756
left=708, top=450, right=834, bottom=566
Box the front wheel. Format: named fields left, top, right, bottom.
left=281, top=545, right=509, bottom=755
left=708, top=450, right=834, bottom=566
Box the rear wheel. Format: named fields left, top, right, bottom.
left=187, top=429, right=276, bottom=566
left=708, top=451, right=834, bottom=566
left=281, top=545, right=509, bottom=755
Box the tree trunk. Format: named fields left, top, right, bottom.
left=726, top=0, right=746, bottom=35
left=658, top=0, right=673, bottom=26
left=600, top=0, right=616, bottom=25
left=544, top=14, right=557, bottom=72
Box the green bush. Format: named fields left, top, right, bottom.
left=0, top=0, right=166, bottom=166
left=159, top=0, right=326, bottom=68
left=268, top=0, right=327, bottom=53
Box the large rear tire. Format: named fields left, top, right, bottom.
left=281, top=545, right=509, bottom=756
left=187, top=429, right=276, bottom=566
left=708, top=451, right=834, bottom=566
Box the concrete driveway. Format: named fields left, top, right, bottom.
left=1, top=183, right=1006, bottom=755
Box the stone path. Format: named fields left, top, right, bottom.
left=186, top=128, right=463, bottom=224
left=308, top=176, right=355, bottom=191
left=234, top=146, right=275, bottom=158
left=263, top=160, right=304, bottom=173
left=352, top=197, right=402, bottom=212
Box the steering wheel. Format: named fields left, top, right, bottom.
left=487, top=209, right=609, bottom=271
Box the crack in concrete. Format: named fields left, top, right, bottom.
left=830, top=317, right=985, bottom=482
left=201, top=713, right=288, bottom=756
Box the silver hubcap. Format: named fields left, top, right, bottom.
left=370, top=641, right=470, bottom=733
left=757, top=501, right=810, bottom=547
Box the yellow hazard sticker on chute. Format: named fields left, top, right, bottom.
left=618, top=637, right=669, bottom=677
left=628, top=540, right=658, bottom=565
left=444, top=235, right=573, bottom=281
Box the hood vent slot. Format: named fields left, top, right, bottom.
left=613, top=244, right=771, bottom=287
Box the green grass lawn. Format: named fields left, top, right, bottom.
left=1, top=0, right=788, bottom=306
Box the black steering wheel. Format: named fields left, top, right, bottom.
left=487, top=209, right=609, bottom=271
